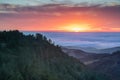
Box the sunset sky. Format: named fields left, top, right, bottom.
left=0, top=0, right=120, bottom=32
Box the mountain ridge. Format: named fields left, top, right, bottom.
left=64, top=46, right=120, bottom=54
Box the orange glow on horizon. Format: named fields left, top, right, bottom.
left=19, top=25, right=120, bottom=32
left=57, top=24, right=91, bottom=32
left=1, top=13, right=120, bottom=32
left=0, top=4, right=120, bottom=32
left=69, top=24, right=90, bottom=32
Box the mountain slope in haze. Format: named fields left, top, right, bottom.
left=64, top=46, right=120, bottom=54
left=62, top=47, right=109, bottom=65
left=62, top=47, right=120, bottom=80
left=99, top=47, right=120, bottom=54
left=88, top=51, right=120, bottom=80
left=0, top=30, right=109, bottom=80
left=64, top=46, right=98, bottom=53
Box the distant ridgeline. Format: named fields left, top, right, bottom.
left=0, top=30, right=109, bottom=80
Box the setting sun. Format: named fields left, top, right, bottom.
left=72, top=27, right=81, bottom=32
left=71, top=27, right=87, bottom=32
left=64, top=24, right=90, bottom=32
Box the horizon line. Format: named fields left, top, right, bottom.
left=0, top=30, right=120, bottom=33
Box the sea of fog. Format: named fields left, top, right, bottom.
left=23, top=32, right=120, bottom=49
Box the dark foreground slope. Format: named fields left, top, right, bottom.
left=0, top=30, right=109, bottom=80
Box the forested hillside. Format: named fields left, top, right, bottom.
left=0, top=30, right=109, bottom=80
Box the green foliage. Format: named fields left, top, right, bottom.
left=0, top=30, right=109, bottom=80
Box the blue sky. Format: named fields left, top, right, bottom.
left=0, top=0, right=120, bottom=6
